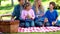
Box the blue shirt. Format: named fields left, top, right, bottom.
left=32, top=5, right=45, bottom=21
left=12, top=4, right=23, bottom=20
left=32, top=5, right=44, bottom=17
left=45, top=9, right=58, bottom=25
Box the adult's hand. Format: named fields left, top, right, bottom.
left=40, top=14, right=44, bottom=16
left=11, top=18, right=15, bottom=22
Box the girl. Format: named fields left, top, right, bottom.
left=21, top=2, right=35, bottom=28
left=32, top=0, right=45, bottom=27
left=45, top=2, right=60, bottom=26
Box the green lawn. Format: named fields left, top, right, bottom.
left=0, top=0, right=60, bottom=34
left=2, top=31, right=60, bottom=34
left=0, top=0, right=60, bottom=14
left=0, top=0, right=60, bottom=20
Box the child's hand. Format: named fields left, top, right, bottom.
left=52, top=21, right=56, bottom=25
left=44, top=18, right=48, bottom=23
left=27, top=13, right=32, bottom=18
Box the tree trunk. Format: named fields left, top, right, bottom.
left=0, top=0, right=1, bottom=5
left=11, top=0, right=14, bottom=6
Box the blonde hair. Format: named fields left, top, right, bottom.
left=34, top=0, right=44, bottom=13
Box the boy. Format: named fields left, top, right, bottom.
left=44, top=2, right=59, bottom=26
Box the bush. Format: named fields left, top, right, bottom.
left=30, top=0, right=34, bottom=2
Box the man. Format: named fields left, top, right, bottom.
left=11, top=0, right=25, bottom=27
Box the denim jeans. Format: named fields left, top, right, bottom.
left=25, top=19, right=35, bottom=28
left=19, top=18, right=25, bottom=27
left=55, top=20, right=60, bottom=26
left=45, top=20, right=60, bottom=27
left=35, top=21, right=43, bottom=27
left=34, top=17, right=44, bottom=27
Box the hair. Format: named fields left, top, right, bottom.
left=23, top=2, right=31, bottom=9
left=34, top=0, right=44, bottom=13
left=49, top=2, right=56, bottom=9
left=25, top=0, right=30, bottom=2
left=18, top=0, right=21, bottom=2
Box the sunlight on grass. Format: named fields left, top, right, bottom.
left=0, top=10, right=13, bottom=14
left=2, top=31, right=60, bottom=34
left=1, top=0, right=18, bottom=6
left=0, top=0, right=60, bottom=20
left=58, top=10, right=60, bottom=12
left=2, top=17, right=11, bottom=20
left=0, top=0, right=60, bottom=34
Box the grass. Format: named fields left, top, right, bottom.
left=0, top=0, right=60, bottom=20
left=0, top=0, right=60, bottom=14
left=0, top=0, right=60, bottom=34
left=2, top=31, right=60, bottom=34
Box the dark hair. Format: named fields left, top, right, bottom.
left=23, top=2, right=30, bottom=9
left=18, top=0, right=21, bottom=2
left=49, top=2, right=56, bottom=9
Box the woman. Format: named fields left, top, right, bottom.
left=32, top=0, right=45, bottom=27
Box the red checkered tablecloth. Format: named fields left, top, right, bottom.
left=18, top=27, right=60, bottom=32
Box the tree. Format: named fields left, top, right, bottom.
left=0, top=0, right=7, bottom=5
left=56, top=0, right=60, bottom=5
left=56, top=0, right=60, bottom=9
left=11, top=0, right=14, bottom=6
left=0, top=0, right=1, bottom=5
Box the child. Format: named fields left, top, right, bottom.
left=21, top=2, right=35, bottom=28
left=44, top=2, right=59, bottom=26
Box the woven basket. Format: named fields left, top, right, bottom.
left=0, top=20, right=19, bottom=32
